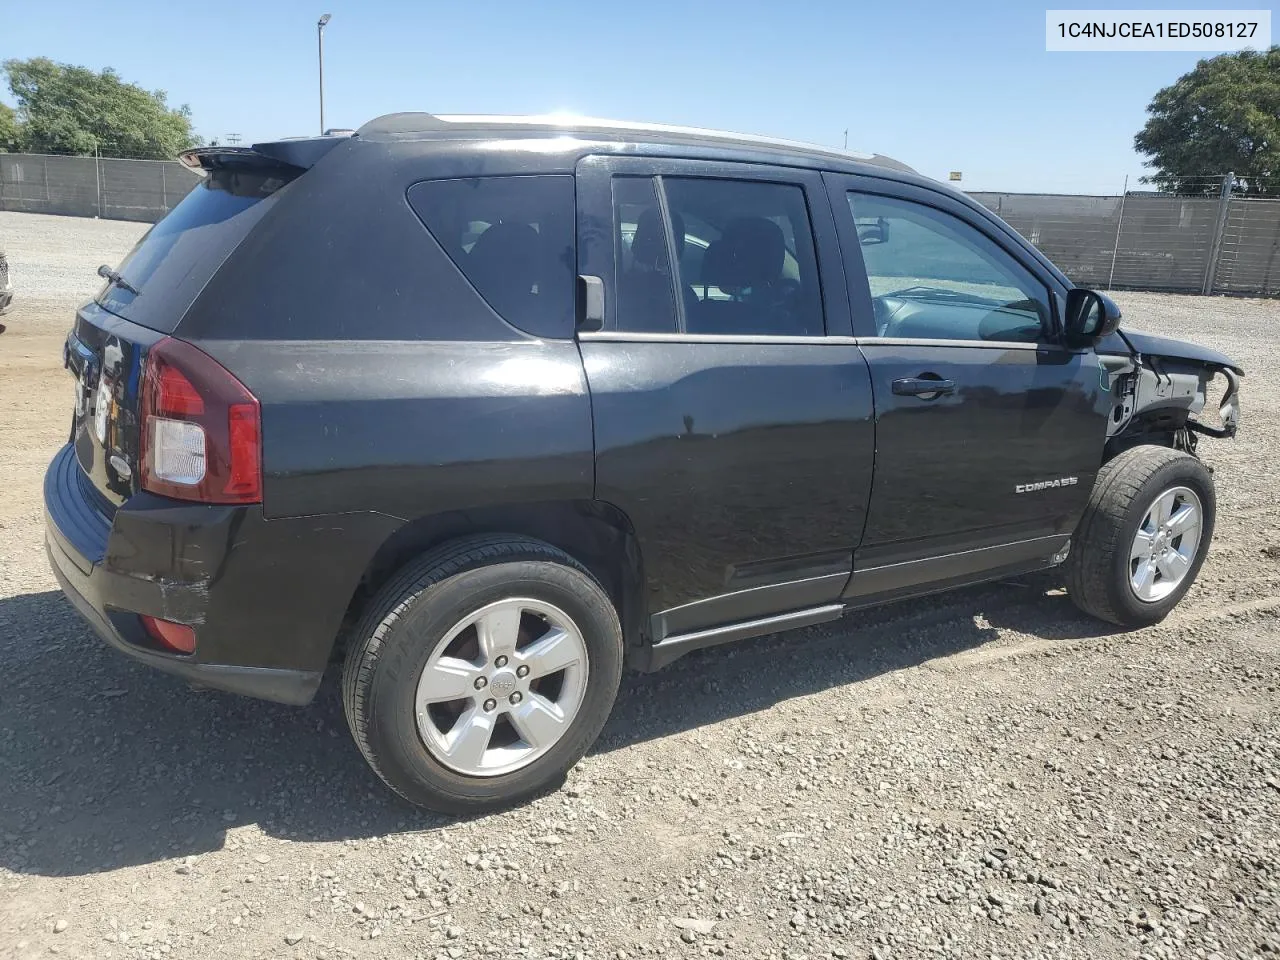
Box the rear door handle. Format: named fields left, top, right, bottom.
left=892, top=376, right=956, bottom=398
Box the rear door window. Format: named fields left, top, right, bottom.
left=663, top=178, right=824, bottom=337
left=408, top=175, right=576, bottom=339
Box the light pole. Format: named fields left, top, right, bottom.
left=317, top=13, right=331, bottom=135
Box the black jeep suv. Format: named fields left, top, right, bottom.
left=45, top=114, right=1243, bottom=811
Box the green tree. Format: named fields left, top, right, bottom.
left=2, top=57, right=197, bottom=160
left=1135, top=46, right=1280, bottom=196
left=0, top=101, right=20, bottom=151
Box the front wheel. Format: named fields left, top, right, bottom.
left=1066, top=445, right=1216, bottom=627
left=342, top=536, right=623, bottom=813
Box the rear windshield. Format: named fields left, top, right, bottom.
left=97, top=166, right=295, bottom=332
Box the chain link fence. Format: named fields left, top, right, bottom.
left=2, top=152, right=1279, bottom=296
left=1212, top=198, right=1280, bottom=296
left=0, top=152, right=199, bottom=223
left=972, top=176, right=1280, bottom=297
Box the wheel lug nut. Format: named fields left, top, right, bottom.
left=474, top=676, right=488, bottom=689
left=509, top=691, right=523, bottom=705
left=483, top=698, right=497, bottom=712
left=516, top=665, right=529, bottom=678
left=495, top=655, right=508, bottom=668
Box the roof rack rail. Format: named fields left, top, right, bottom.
left=354, top=112, right=914, bottom=173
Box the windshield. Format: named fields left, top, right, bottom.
left=96, top=166, right=295, bottom=332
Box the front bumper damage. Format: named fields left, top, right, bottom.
left=1185, top=367, right=1240, bottom=439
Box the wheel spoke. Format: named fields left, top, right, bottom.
left=518, top=627, right=581, bottom=679
left=1130, top=528, right=1155, bottom=563
left=1158, top=550, right=1191, bottom=582
left=1166, top=503, right=1198, bottom=537
left=476, top=605, right=522, bottom=660
left=1155, top=491, right=1176, bottom=526
left=445, top=709, right=495, bottom=769
left=1132, top=559, right=1156, bottom=595
left=508, top=693, right=569, bottom=749
left=418, top=657, right=480, bottom=704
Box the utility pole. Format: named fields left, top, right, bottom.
left=843, top=129, right=848, bottom=150
left=317, top=13, right=332, bottom=135
left=1203, top=171, right=1235, bottom=295
left=1107, top=175, right=1128, bottom=291
left=94, top=141, right=103, bottom=219
left=226, top=133, right=242, bottom=146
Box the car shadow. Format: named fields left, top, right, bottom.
left=0, top=578, right=1124, bottom=878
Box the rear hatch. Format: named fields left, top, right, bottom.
left=64, top=143, right=326, bottom=510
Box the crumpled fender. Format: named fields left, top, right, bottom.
left=1096, top=328, right=1245, bottom=376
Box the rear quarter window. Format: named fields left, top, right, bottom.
left=408, top=175, right=576, bottom=340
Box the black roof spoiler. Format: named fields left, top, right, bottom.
left=178, top=135, right=349, bottom=175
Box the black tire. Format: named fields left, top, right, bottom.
left=1066, top=445, right=1216, bottom=627
left=341, top=535, right=623, bottom=813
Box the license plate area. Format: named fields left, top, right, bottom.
left=93, top=375, right=113, bottom=445
left=65, top=331, right=97, bottom=436
left=65, top=304, right=153, bottom=510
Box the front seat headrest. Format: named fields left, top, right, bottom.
left=700, top=217, right=784, bottom=292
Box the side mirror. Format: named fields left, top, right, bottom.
left=856, top=216, right=890, bottom=246
left=1064, top=288, right=1122, bottom=342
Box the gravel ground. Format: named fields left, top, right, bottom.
left=1, top=211, right=1278, bottom=960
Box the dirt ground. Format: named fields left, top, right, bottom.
left=1, top=211, right=1278, bottom=960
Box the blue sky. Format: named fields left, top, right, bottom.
left=1, top=0, right=1245, bottom=192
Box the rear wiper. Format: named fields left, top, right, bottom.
left=97, top=264, right=140, bottom=296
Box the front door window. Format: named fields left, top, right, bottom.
left=848, top=192, right=1050, bottom=343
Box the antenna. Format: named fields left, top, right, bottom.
left=843, top=129, right=848, bottom=150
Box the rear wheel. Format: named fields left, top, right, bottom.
left=342, top=536, right=623, bottom=812
left=1066, top=446, right=1216, bottom=627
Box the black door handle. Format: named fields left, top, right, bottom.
left=892, top=376, right=956, bottom=398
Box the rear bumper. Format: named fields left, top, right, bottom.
left=43, top=443, right=400, bottom=705
left=45, top=532, right=321, bottom=704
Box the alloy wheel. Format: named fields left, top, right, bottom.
left=1129, top=485, right=1203, bottom=603
left=414, top=598, right=589, bottom=776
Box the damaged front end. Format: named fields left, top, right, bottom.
left=1097, top=329, right=1242, bottom=457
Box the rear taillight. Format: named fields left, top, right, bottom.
left=140, top=338, right=262, bottom=503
